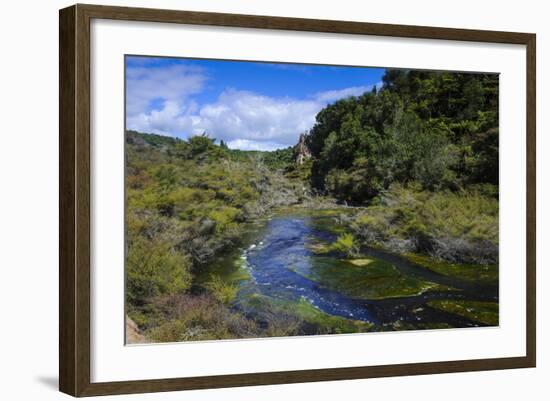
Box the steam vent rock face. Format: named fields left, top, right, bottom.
left=295, top=133, right=312, bottom=165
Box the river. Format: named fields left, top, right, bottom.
left=202, top=208, right=499, bottom=332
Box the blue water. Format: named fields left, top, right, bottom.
left=244, top=216, right=376, bottom=322
left=233, top=214, right=498, bottom=328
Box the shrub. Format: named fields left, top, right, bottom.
left=350, top=184, right=498, bottom=263
left=188, top=135, right=216, bottom=158
left=153, top=164, right=179, bottom=190
left=126, top=238, right=192, bottom=305
left=208, top=206, right=242, bottom=233
left=204, top=275, right=239, bottom=305
left=146, top=294, right=257, bottom=342
left=330, top=233, right=358, bottom=256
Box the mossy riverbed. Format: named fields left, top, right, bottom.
left=403, top=253, right=498, bottom=284
left=239, top=293, right=375, bottom=335
left=198, top=207, right=499, bottom=334
left=427, top=300, right=499, bottom=326
left=290, top=255, right=450, bottom=300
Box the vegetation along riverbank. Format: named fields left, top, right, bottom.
left=125, top=69, right=499, bottom=343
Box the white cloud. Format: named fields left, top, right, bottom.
left=126, top=64, right=207, bottom=116
left=226, top=139, right=288, bottom=151
left=313, top=85, right=374, bottom=103
left=127, top=65, right=379, bottom=150
left=194, top=89, right=321, bottom=145
left=128, top=89, right=321, bottom=147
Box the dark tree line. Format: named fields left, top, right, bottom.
left=306, top=69, right=499, bottom=203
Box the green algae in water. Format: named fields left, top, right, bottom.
left=388, top=320, right=455, bottom=331
left=310, top=215, right=347, bottom=235
left=427, top=300, right=499, bottom=326
left=290, top=297, right=375, bottom=333
left=228, top=257, right=252, bottom=283
left=404, top=253, right=498, bottom=284
left=239, top=293, right=374, bottom=335
left=195, top=250, right=251, bottom=287
left=274, top=206, right=348, bottom=218
left=292, top=256, right=447, bottom=300
left=274, top=207, right=350, bottom=235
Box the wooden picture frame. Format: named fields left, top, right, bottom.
left=59, top=3, right=536, bottom=397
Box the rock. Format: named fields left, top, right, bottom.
left=126, top=131, right=147, bottom=147
left=306, top=242, right=331, bottom=254
left=294, top=133, right=312, bottom=165
left=345, top=258, right=374, bottom=267
left=126, top=316, right=149, bottom=344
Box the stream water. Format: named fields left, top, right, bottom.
left=204, top=209, right=499, bottom=330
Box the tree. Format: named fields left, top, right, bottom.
left=306, top=69, right=499, bottom=203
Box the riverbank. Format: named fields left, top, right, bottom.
left=341, top=184, right=499, bottom=265
left=129, top=205, right=498, bottom=343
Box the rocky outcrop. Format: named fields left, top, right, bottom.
left=126, top=315, right=149, bottom=344
left=294, top=133, right=311, bottom=165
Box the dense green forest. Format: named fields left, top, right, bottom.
left=308, top=70, right=498, bottom=201
left=125, top=69, right=499, bottom=343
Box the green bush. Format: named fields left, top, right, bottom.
left=126, top=238, right=192, bottom=305
left=204, top=275, right=239, bottom=305
left=207, top=206, right=243, bottom=233
left=330, top=233, right=358, bottom=256
left=350, top=184, right=498, bottom=263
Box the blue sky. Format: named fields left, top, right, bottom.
left=126, top=55, right=385, bottom=150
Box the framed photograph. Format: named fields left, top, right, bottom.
left=59, top=4, right=536, bottom=397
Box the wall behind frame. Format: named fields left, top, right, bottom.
left=0, top=0, right=546, bottom=400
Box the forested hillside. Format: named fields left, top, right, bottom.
left=307, top=70, right=498, bottom=202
